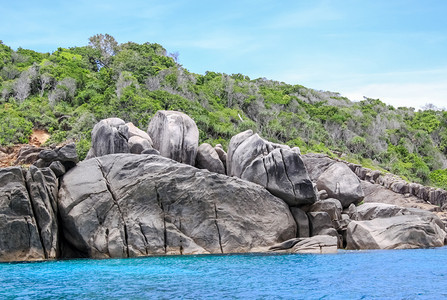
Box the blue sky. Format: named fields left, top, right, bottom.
left=1, top=0, right=446, bottom=109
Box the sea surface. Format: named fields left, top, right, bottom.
left=1, top=247, right=447, bottom=299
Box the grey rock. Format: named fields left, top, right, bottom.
left=58, top=154, right=296, bottom=258
left=292, top=235, right=337, bottom=253
left=128, top=136, right=152, bottom=154
left=240, top=148, right=316, bottom=206
left=196, top=143, right=225, bottom=174
left=0, top=167, right=45, bottom=262
left=25, top=166, right=59, bottom=259
left=214, top=144, right=227, bottom=173
left=15, top=146, right=44, bottom=165
left=316, top=162, right=364, bottom=208
left=354, top=203, right=407, bottom=220
left=360, top=181, right=443, bottom=217
left=90, top=118, right=129, bottom=157
left=126, top=122, right=153, bottom=145
left=39, top=150, right=58, bottom=161
left=227, top=130, right=315, bottom=206
left=270, top=235, right=338, bottom=254
left=307, top=211, right=334, bottom=236
left=49, top=161, right=66, bottom=177
left=301, top=153, right=336, bottom=182
left=147, top=111, right=199, bottom=166
left=308, top=199, right=342, bottom=229
left=33, top=143, right=78, bottom=171
left=339, top=214, right=352, bottom=231
left=318, top=189, right=328, bottom=200
left=290, top=207, right=310, bottom=237
left=228, top=132, right=269, bottom=178
left=56, top=143, right=79, bottom=165
left=141, top=148, right=160, bottom=155
left=226, top=130, right=257, bottom=177
left=346, top=215, right=446, bottom=250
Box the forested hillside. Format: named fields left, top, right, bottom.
left=1, top=34, right=447, bottom=188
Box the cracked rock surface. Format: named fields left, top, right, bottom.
left=227, top=130, right=316, bottom=206
left=0, top=166, right=59, bottom=262
left=58, top=154, right=296, bottom=258
left=147, top=111, right=199, bottom=166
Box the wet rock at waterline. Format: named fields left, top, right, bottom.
left=346, top=214, right=446, bottom=250
left=58, top=154, right=296, bottom=258
left=270, top=235, right=338, bottom=254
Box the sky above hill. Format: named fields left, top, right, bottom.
left=2, top=0, right=446, bottom=109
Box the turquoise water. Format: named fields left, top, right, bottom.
left=1, top=247, right=447, bottom=299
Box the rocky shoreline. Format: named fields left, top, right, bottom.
left=1, top=110, right=446, bottom=262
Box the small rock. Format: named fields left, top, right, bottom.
left=128, top=136, right=152, bottom=154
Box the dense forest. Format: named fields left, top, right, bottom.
left=1, top=34, right=447, bottom=189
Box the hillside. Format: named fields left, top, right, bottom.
left=0, top=34, right=446, bottom=189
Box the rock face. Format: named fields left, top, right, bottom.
left=290, top=207, right=310, bottom=237
left=147, top=111, right=199, bottom=166
left=25, top=166, right=59, bottom=259
left=302, top=153, right=336, bottom=182
left=58, top=154, right=296, bottom=258
left=89, top=118, right=129, bottom=157
left=227, top=130, right=316, bottom=206
left=196, top=143, right=225, bottom=174
left=316, top=163, right=364, bottom=208
left=346, top=215, right=446, bottom=250
left=0, top=167, right=59, bottom=262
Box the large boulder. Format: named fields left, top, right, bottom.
left=354, top=203, right=408, bottom=221
left=147, top=111, right=199, bottom=166
left=346, top=215, right=446, bottom=250
left=89, top=118, right=129, bottom=157
left=301, top=153, right=336, bottom=182
left=316, top=162, right=364, bottom=208
left=0, top=167, right=45, bottom=262
left=228, top=131, right=316, bottom=206
left=58, top=154, right=296, bottom=258
left=196, top=143, right=225, bottom=174
left=307, top=211, right=337, bottom=237
left=25, top=166, right=59, bottom=259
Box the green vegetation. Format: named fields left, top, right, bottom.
left=0, top=36, right=446, bottom=189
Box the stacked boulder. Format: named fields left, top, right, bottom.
left=226, top=130, right=316, bottom=207
left=345, top=203, right=446, bottom=249
left=147, top=110, right=198, bottom=165
left=86, top=118, right=155, bottom=159
left=34, top=143, right=79, bottom=177
left=2, top=109, right=447, bottom=261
